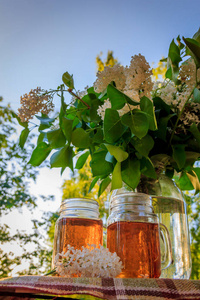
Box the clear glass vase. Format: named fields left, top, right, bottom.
left=136, top=174, right=192, bottom=279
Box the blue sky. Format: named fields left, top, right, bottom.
left=1, top=0, right=199, bottom=112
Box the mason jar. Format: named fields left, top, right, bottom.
left=107, top=192, right=172, bottom=278
left=52, top=198, right=103, bottom=268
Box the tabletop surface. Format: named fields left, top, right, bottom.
left=0, top=276, right=200, bottom=300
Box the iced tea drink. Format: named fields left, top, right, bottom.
left=52, top=198, right=103, bottom=270
left=107, top=221, right=161, bottom=278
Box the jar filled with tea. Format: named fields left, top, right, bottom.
left=107, top=192, right=172, bottom=278
left=52, top=198, right=103, bottom=268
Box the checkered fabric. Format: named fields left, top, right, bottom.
left=0, top=276, right=200, bottom=300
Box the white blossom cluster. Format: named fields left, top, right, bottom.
left=153, top=59, right=200, bottom=128
left=18, top=87, right=54, bottom=122
left=54, top=244, right=123, bottom=278
left=94, top=54, right=153, bottom=119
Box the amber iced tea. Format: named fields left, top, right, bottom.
left=52, top=217, right=103, bottom=266
left=107, top=221, right=161, bottom=278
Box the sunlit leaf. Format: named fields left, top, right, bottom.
left=75, top=151, right=90, bottom=169
left=186, top=170, right=200, bottom=193
left=98, top=177, right=111, bottom=197
left=61, top=117, right=73, bottom=143
left=140, top=96, right=157, bottom=130
left=47, top=129, right=66, bottom=149
left=50, top=145, right=74, bottom=170
left=111, top=162, right=122, bottom=190
left=29, top=142, right=51, bottom=166
left=62, top=72, right=74, bottom=89
left=183, top=37, right=200, bottom=69
left=105, top=144, right=129, bottom=162
left=19, top=127, right=30, bottom=148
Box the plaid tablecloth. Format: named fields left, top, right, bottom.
left=0, top=276, right=200, bottom=300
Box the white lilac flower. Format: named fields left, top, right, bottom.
left=123, top=89, right=140, bottom=103
left=97, top=98, right=135, bottom=120
left=179, top=58, right=200, bottom=90
left=125, top=54, right=153, bottom=99
left=97, top=99, right=111, bottom=119
left=93, top=64, right=126, bottom=93
left=54, top=244, right=123, bottom=278
left=155, top=81, right=177, bottom=106
left=18, top=87, right=54, bottom=122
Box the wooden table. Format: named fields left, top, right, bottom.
left=0, top=276, right=200, bottom=300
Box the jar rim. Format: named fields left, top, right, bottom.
left=60, top=198, right=99, bottom=215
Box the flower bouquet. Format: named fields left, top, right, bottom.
left=17, top=29, right=200, bottom=196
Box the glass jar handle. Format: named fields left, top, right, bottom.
left=160, top=223, right=173, bottom=270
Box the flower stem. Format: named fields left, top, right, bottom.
left=68, top=89, right=90, bottom=109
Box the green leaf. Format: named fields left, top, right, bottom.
left=12, top=111, right=28, bottom=128
left=47, top=129, right=66, bottom=149
left=50, top=145, right=74, bottom=170
left=61, top=117, right=73, bottom=143
left=59, top=86, right=67, bottom=123
left=193, top=88, right=200, bottom=103
left=107, top=84, right=139, bottom=110
left=104, top=109, right=126, bottom=143
left=183, top=37, right=200, bottom=69
left=66, top=111, right=80, bottom=128
left=189, top=123, right=200, bottom=144
left=89, top=176, right=100, bottom=193
left=36, top=115, right=55, bottom=125
left=140, top=96, right=157, bottom=130
left=89, top=99, right=102, bottom=123
left=172, top=144, right=186, bottom=169
left=111, top=162, right=122, bottom=190
left=29, top=142, right=51, bottom=166
left=131, top=135, right=154, bottom=157
left=105, top=152, right=115, bottom=163
left=75, top=151, right=90, bottom=169
left=193, top=28, right=200, bottom=44
left=37, top=132, right=46, bottom=144
left=121, top=112, right=149, bottom=139
left=105, top=144, right=129, bottom=162
left=71, top=128, right=91, bottom=148
left=90, top=150, right=113, bottom=176
left=140, top=157, right=157, bottom=179
left=153, top=97, right=171, bottom=115
left=92, top=128, right=104, bottom=143
left=156, top=114, right=176, bottom=141
left=121, top=158, right=140, bottom=190
left=166, top=39, right=182, bottom=84
left=183, top=151, right=200, bottom=167
left=19, top=127, right=30, bottom=148
left=177, top=171, right=194, bottom=190
left=98, top=177, right=111, bottom=197
left=186, top=170, right=200, bottom=193
left=62, top=71, right=74, bottom=89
